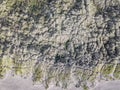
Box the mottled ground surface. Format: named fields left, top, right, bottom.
left=0, top=0, right=120, bottom=90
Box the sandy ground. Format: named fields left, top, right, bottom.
left=0, top=73, right=83, bottom=90
left=1, top=73, right=120, bottom=90
left=93, top=80, right=120, bottom=90
left=0, top=74, right=45, bottom=90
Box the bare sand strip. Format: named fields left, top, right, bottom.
left=0, top=73, right=83, bottom=90
left=93, top=80, right=120, bottom=90
left=1, top=74, right=120, bottom=90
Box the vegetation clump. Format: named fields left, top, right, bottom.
left=113, top=64, right=120, bottom=79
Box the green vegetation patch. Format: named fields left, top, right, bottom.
left=0, top=58, right=6, bottom=78
left=113, top=64, right=120, bottom=79
left=33, top=65, right=43, bottom=82
left=101, top=64, right=114, bottom=76
left=83, top=84, right=88, bottom=90
left=81, top=70, right=93, bottom=81
left=58, top=71, right=70, bottom=88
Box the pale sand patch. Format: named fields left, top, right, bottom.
left=93, top=80, right=120, bottom=90
left=1, top=73, right=120, bottom=90
left=0, top=73, right=45, bottom=90
left=0, top=73, right=83, bottom=90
